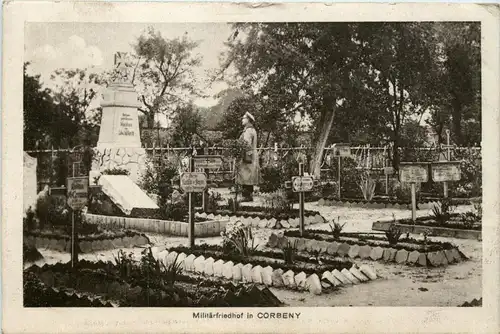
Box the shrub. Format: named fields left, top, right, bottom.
left=320, top=182, right=337, bottom=198
left=140, top=158, right=179, bottom=208
left=102, top=168, right=130, bottom=175
left=431, top=198, right=456, bottom=224
left=161, top=252, right=184, bottom=287
left=358, top=170, right=377, bottom=201
left=385, top=223, right=402, bottom=246
left=206, top=190, right=223, bottom=212
left=281, top=239, right=298, bottom=265
left=221, top=221, right=258, bottom=257
left=259, top=166, right=284, bottom=193
left=262, top=189, right=293, bottom=214
left=394, top=181, right=421, bottom=202
left=113, top=249, right=135, bottom=277
left=329, top=217, right=346, bottom=240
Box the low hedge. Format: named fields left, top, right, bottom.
left=200, top=205, right=321, bottom=220
left=25, top=229, right=142, bottom=242
left=396, top=214, right=481, bottom=231
left=284, top=229, right=457, bottom=252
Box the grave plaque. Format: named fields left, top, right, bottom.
left=333, top=143, right=351, bottom=157
left=193, top=155, right=223, bottom=169
left=399, top=163, right=429, bottom=183
left=431, top=162, right=461, bottom=182
left=67, top=177, right=89, bottom=210
left=292, top=176, right=314, bottom=192
left=180, top=172, right=207, bottom=193
left=383, top=167, right=395, bottom=175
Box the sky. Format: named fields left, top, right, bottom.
left=24, top=22, right=234, bottom=108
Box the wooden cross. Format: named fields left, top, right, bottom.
left=114, top=52, right=128, bottom=70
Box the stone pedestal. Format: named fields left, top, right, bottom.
left=92, top=82, right=147, bottom=184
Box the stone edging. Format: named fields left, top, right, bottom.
left=267, top=233, right=465, bottom=267
left=83, top=213, right=228, bottom=237
left=317, top=198, right=441, bottom=210
left=372, top=221, right=482, bottom=240
left=195, top=212, right=325, bottom=229
left=23, top=234, right=150, bottom=253
left=151, top=248, right=379, bottom=295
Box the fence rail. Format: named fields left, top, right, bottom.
left=26, top=145, right=481, bottom=191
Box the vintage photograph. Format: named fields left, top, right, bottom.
left=22, top=20, right=483, bottom=309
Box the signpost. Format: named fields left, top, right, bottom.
left=67, top=176, right=89, bottom=268
left=399, top=162, right=429, bottom=222
left=180, top=157, right=207, bottom=248
left=333, top=143, right=351, bottom=199
left=441, top=129, right=454, bottom=198
left=285, top=163, right=317, bottom=236
left=193, top=155, right=223, bottom=211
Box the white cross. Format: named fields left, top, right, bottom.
left=114, top=52, right=128, bottom=70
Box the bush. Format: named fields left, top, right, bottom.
left=206, top=190, right=223, bottom=212
left=358, top=170, right=377, bottom=201
left=140, top=158, right=179, bottom=209
left=329, top=217, right=346, bottom=240
left=431, top=198, right=456, bottom=224
left=259, top=166, right=283, bottom=193
left=102, top=168, right=130, bottom=175
left=221, top=221, right=258, bottom=257
left=393, top=181, right=421, bottom=202
left=282, top=239, right=298, bottom=265
left=262, top=189, right=293, bottom=214
left=385, top=217, right=403, bottom=246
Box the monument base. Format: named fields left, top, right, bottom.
left=91, top=146, right=148, bottom=185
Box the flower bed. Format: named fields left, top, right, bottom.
left=153, top=245, right=379, bottom=295
left=317, top=197, right=474, bottom=210
left=24, top=259, right=282, bottom=307
left=196, top=206, right=325, bottom=229
left=24, top=230, right=150, bottom=253
left=83, top=213, right=228, bottom=237
left=267, top=230, right=466, bottom=267
left=372, top=215, right=481, bottom=240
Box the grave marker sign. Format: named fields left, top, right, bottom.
left=431, top=161, right=462, bottom=182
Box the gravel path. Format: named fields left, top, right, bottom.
left=28, top=199, right=481, bottom=307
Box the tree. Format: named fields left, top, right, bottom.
left=170, top=104, right=205, bottom=147
left=130, top=28, right=203, bottom=128
left=219, top=23, right=370, bottom=177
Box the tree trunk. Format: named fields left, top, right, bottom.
left=146, top=112, right=156, bottom=129
left=451, top=98, right=463, bottom=145
left=310, top=107, right=336, bottom=179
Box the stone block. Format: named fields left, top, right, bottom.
left=165, top=251, right=179, bottom=267
left=350, top=267, right=369, bottom=282
left=258, top=219, right=268, bottom=229
left=232, top=263, right=244, bottom=281
left=193, top=255, right=206, bottom=273
left=305, top=274, right=322, bottom=295
left=314, top=214, right=325, bottom=224
left=326, top=242, right=339, bottom=255
left=266, top=218, right=277, bottom=228
left=282, top=270, right=296, bottom=288
left=370, top=247, right=384, bottom=261
left=348, top=244, right=360, bottom=258
left=207, top=213, right=215, bottom=220
left=294, top=272, right=307, bottom=289
left=395, top=249, right=409, bottom=263
left=358, top=245, right=372, bottom=259
left=295, top=238, right=307, bottom=251
left=271, top=269, right=285, bottom=287
left=280, top=220, right=291, bottom=229
left=407, top=251, right=420, bottom=264
left=316, top=241, right=330, bottom=252
left=318, top=198, right=326, bottom=206
left=440, top=251, right=449, bottom=266
left=289, top=218, right=299, bottom=228
left=200, top=223, right=209, bottom=237
left=322, top=271, right=341, bottom=286
left=184, top=254, right=196, bottom=271
left=80, top=241, right=92, bottom=253
left=341, top=268, right=360, bottom=284
left=261, top=266, right=273, bottom=286
left=332, top=269, right=351, bottom=285
left=222, top=261, right=234, bottom=279
left=337, top=243, right=351, bottom=257
left=213, top=259, right=225, bottom=277
left=251, top=265, right=263, bottom=284
left=383, top=248, right=397, bottom=262
left=427, top=251, right=441, bottom=266
left=251, top=217, right=260, bottom=228
left=417, top=253, right=427, bottom=266
left=203, top=257, right=215, bottom=276
left=305, top=239, right=319, bottom=252
left=452, top=248, right=463, bottom=262
left=242, top=264, right=253, bottom=283
left=359, top=265, right=377, bottom=280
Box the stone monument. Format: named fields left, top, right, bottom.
left=92, top=52, right=147, bottom=184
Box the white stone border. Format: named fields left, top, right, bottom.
left=150, top=247, right=379, bottom=295
left=196, top=212, right=325, bottom=229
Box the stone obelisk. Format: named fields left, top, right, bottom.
left=92, top=52, right=147, bottom=183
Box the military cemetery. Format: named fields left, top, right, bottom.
left=22, top=21, right=482, bottom=308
